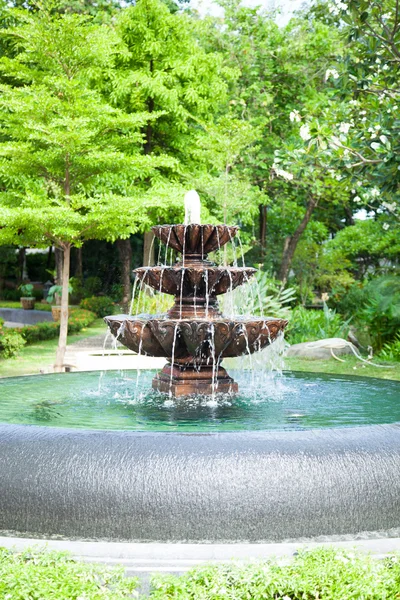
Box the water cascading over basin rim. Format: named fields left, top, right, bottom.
left=1, top=420, right=400, bottom=542
left=104, top=223, right=288, bottom=396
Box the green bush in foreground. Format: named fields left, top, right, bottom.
left=286, top=304, right=350, bottom=345
left=0, top=319, right=25, bottom=358
left=0, top=548, right=138, bottom=599
left=150, top=548, right=400, bottom=599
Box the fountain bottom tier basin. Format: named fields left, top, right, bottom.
left=0, top=370, right=399, bottom=542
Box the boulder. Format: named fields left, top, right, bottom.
left=285, top=338, right=355, bottom=360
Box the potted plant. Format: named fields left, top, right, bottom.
left=47, top=283, right=72, bottom=321
left=19, top=283, right=35, bottom=310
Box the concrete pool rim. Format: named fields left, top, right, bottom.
left=0, top=421, right=400, bottom=543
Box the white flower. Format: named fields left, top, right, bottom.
left=382, top=64, right=390, bottom=70
left=353, top=196, right=362, bottom=203
left=273, top=166, right=294, bottom=181
left=382, top=201, right=397, bottom=212
left=376, top=58, right=381, bottom=64
left=325, top=68, right=340, bottom=81
left=382, top=12, right=392, bottom=19
left=289, top=109, right=301, bottom=123
left=380, top=134, right=389, bottom=146
left=330, top=135, right=341, bottom=148
left=382, top=223, right=390, bottom=230
left=339, top=122, right=352, bottom=134
left=360, top=110, right=367, bottom=115
left=299, top=124, right=311, bottom=141
left=371, top=142, right=381, bottom=150
left=370, top=187, right=380, bottom=198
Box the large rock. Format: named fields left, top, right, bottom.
left=285, top=338, right=355, bottom=360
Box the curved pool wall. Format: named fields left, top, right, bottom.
left=1, top=423, right=400, bottom=542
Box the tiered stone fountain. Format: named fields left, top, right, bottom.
left=105, top=222, right=287, bottom=396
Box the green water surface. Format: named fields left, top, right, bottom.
left=0, top=370, right=399, bottom=431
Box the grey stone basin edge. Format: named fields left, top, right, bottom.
left=0, top=423, right=399, bottom=543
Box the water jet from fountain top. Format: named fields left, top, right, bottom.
left=184, top=190, right=201, bottom=225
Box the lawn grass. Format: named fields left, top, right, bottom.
left=0, top=318, right=106, bottom=378
left=0, top=300, right=51, bottom=311
left=284, top=354, right=400, bottom=381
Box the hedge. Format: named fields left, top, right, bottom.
left=20, top=309, right=96, bottom=344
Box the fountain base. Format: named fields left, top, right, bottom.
left=152, top=362, right=238, bottom=396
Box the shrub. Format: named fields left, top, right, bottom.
left=82, top=276, right=102, bottom=297
left=131, top=288, right=172, bottom=315
left=222, top=272, right=296, bottom=319
left=330, top=276, right=400, bottom=351
left=380, top=333, right=400, bottom=362
left=0, top=319, right=26, bottom=358
left=360, top=275, right=400, bottom=350
left=286, top=304, right=351, bottom=345
left=0, top=547, right=137, bottom=599
left=149, top=548, right=400, bottom=599
left=20, top=309, right=96, bottom=344
left=80, top=296, right=115, bottom=317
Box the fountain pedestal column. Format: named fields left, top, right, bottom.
left=152, top=360, right=238, bottom=396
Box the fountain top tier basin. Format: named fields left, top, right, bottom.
left=153, top=223, right=238, bottom=260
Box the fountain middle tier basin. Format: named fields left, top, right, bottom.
left=134, top=266, right=256, bottom=296
left=105, top=315, right=288, bottom=359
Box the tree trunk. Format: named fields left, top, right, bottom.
left=54, top=247, right=63, bottom=305
left=344, top=205, right=355, bottom=226
left=54, top=243, right=71, bottom=372
left=259, top=204, right=267, bottom=262
left=46, top=245, right=53, bottom=270
left=75, top=246, right=83, bottom=279
left=143, top=231, right=155, bottom=267
left=278, top=197, right=318, bottom=285
left=116, top=238, right=132, bottom=310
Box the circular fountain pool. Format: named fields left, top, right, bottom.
left=0, top=370, right=399, bottom=431
left=0, top=370, right=399, bottom=543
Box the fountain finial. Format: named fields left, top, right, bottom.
left=184, top=190, right=201, bottom=225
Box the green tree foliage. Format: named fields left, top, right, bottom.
left=104, top=0, right=230, bottom=224
left=0, top=3, right=171, bottom=368
left=204, top=1, right=351, bottom=280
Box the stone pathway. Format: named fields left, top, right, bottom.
left=63, top=331, right=165, bottom=372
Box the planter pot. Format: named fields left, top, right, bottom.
left=51, top=306, right=71, bottom=321
left=20, top=298, right=35, bottom=310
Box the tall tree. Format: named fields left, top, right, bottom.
left=204, top=0, right=349, bottom=277
left=0, top=3, right=172, bottom=369
left=104, top=0, right=229, bottom=265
